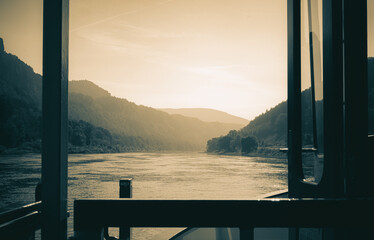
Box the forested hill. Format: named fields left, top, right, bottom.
left=68, top=81, right=240, bottom=150
left=206, top=100, right=287, bottom=154
left=207, top=57, right=374, bottom=153
left=0, top=41, right=238, bottom=153
left=69, top=80, right=111, bottom=99
left=0, top=42, right=42, bottom=152
left=0, top=48, right=134, bottom=153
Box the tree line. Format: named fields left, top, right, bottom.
left=207, top=130, right=258, bottom=153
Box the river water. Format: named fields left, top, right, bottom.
left=0, top=152, right=287, bottom=239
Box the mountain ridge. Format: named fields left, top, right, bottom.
left=0, top=44, right=238, bottom=152
left=159, top=108, right=248, bottom=127
left=69, top=80, right=111, bottom=99
left=68, top=81, right=241, bottom=150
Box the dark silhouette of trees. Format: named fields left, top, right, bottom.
left=206, top=130, right=258, bottom=154
left=241, top=136, right=258, bottom=153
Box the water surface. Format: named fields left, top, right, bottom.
left=0, top=152, right=287, bottom=239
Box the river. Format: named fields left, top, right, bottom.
left=0, top=152, right=287, bottom=239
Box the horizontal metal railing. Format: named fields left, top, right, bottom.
left=169, top=190, right=288, bottom=240
left=0, top=201, right=42, bottom=239
left=0, top=201, right=41, bottom=225
left=74, top=198, right=374, bottom=231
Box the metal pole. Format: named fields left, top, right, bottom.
left=35, top=182, right=41, bottom=202
left=287, top=0, right=303, bottom=197
left=307, top=0, right=319, bottom=151
left=32, top=184, right=41, bottom=240
left=41, top=0, right=69, bottom=239
left=119, top=179, right=132, bottom=240
left=239, top=228, right=254, bottom=240
left=344, top=0, right=370, bottom=198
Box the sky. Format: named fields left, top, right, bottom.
left=0, top=0, right=373, bottom=120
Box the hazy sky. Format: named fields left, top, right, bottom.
left=0, top=0, right=373, bottom=120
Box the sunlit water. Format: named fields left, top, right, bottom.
left=0, top=152, right=287, bottom=239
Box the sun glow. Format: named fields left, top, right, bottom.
left=1, top=0, right=291, bottom=119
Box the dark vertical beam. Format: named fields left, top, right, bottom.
left=35, top=182, right=41, bottom=202
left=119, top=179, right=132, bottom=199
left=288, top=228, right=299, bottom=240
left=239, top=228, right=254, bottom=240
left=320, top=0, right=344, bottom=198
left=344, top=0, right=369, bottom=197
left=119, top=179, right=132, bottom=240
left=287, top=0, right=302, bottom=198
left=41, top=0, right=69, bottom=239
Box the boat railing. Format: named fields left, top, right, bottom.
left=2, top=180, right=374, bottom=240
left=0, top=201, right=42, bottom=240
left=74, top=197, right=374, bottom=240
left=0, top=182, right=41, bottom=240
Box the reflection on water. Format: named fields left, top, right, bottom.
left=0, top=152, right=287, bottom=239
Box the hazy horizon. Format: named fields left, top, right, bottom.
left=1, top=0, right=373, bottom=120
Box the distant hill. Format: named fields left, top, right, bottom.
left=159, top=108, right=248, bottom=127
left=69, top=80, right=111, bottom=99
left=0, top=40, right=237, bottom=152
left=0, top=43, right=120, bottom=153
left=69, top=81, right=240, bottom=150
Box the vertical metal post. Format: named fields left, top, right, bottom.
left=239, top=228, right=254, bottom=240
left=41, top=0, right=69, bottom=239
left=119, top=179, right=132, bottom=240
left=321, top=0, right=344, bottom=198
left=344, top=0, right=370, bottom=198
left=35, top=182, right=41, bottom=202
left=307, top=0, right=319, bottom=152
left=287, top=0, right=302, bottom=198
left=288, top=228, right=299, bottom=240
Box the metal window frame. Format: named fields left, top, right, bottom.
left=288, top=0, right=349, bottom=198
left=41, top=0, right=69, bottom=239
left=288, top=0, right=371, bottom=199
left=343, top=0, right=371, bottom=197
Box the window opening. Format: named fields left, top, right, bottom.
left=300, top=0, right=324, bottom=183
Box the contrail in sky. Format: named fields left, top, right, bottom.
left=70, top=0, right=176, bottom=33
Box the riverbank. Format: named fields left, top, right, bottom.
left=1, top=144, right=287, bottom=159
left=207, top=147, right=287, bottom=159
left=0, top=145, right=204, bottom=155
left=0, top=144, right=125, bottom=155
